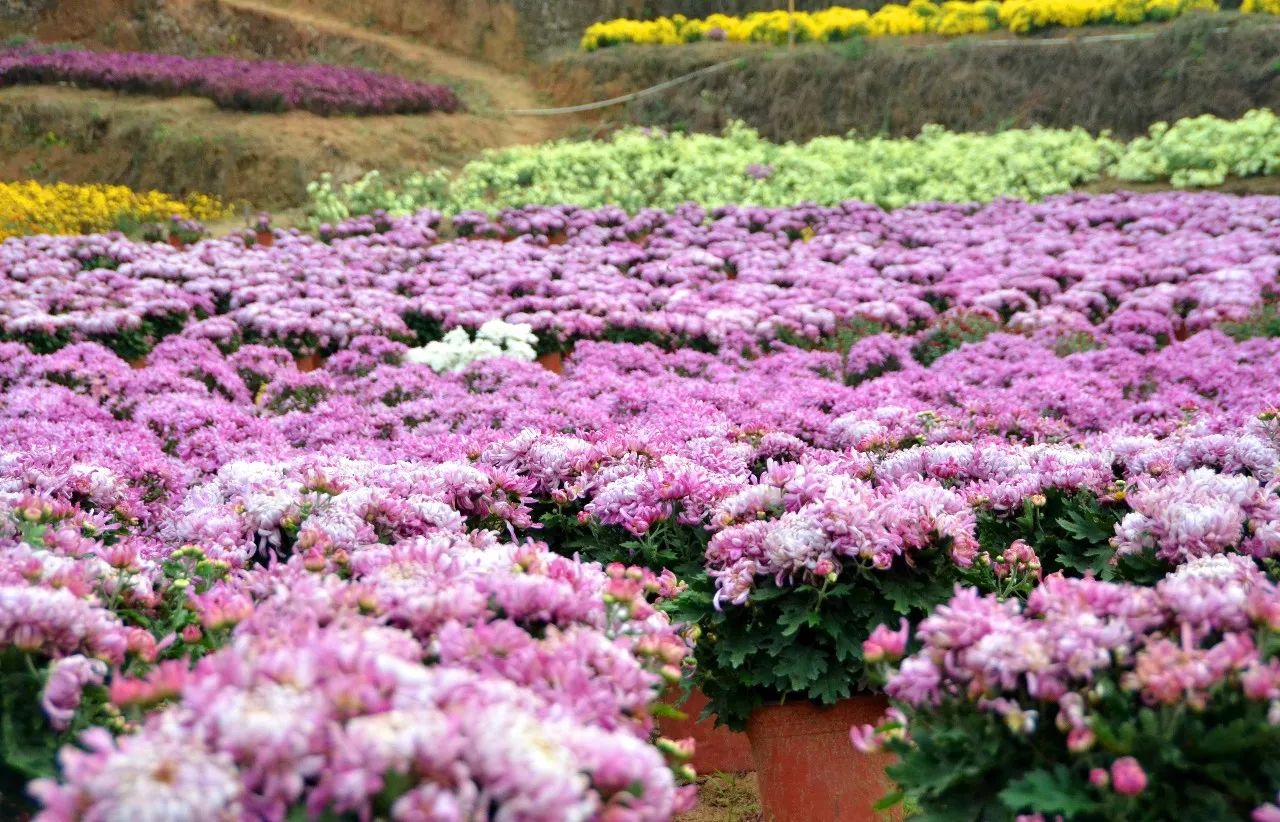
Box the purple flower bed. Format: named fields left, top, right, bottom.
left=1, top=191, right=1277, bottom=360
left=0, top=47, right=462, bottom=116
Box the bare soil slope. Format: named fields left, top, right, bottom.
left=0, top=0, right=581, bottom=207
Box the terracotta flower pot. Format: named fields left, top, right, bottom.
left=167, top=236, right=186, bottom=250
left=536, top=351, right=564, bottom=375
left=255, top=230, right=274, bottom=247
left=128, top=357, right=148, bottom=370
left=295, top=354, right=325, bottom=373
left=747, top=696, right=897, bottom=822
left=658, top=688, right=753, bottom=774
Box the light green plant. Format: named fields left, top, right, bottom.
left=1110, top=109, right=1280, bottom=186
left=307, top=110, right=1280, bottom=221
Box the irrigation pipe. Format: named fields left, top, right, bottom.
left=503, top=24, right=1279, bottom=116
left=967, top=30, right=1159, bottom=46
left=503, top=58, right=745, bottom=116
left=962, top=23, right=1273, bottom=46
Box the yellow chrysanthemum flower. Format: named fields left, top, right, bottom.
left=581, top=0, right=1221, bottom=49
left=1241, top=0, right=1280, bottom=13
left=0, top=181, right=230, bottom=241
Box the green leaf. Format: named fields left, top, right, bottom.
left=873, top=790, right=905, bottom=812
left=776, top=597, right=822, bottom=637
left=287, top=807, right=345, bottom=822
left=714, top=630, right=759, bottom=670
left=1057, top=507, right=1112, bottom=543
left=998, top=767, right=1098, bottom=816
left=807, top=664, right=854, bottom=705
left=17, top=521, right=46, bottom=549
left=877, top=571, right=953, bottom=615
left=772, top=645, right=828, bottom=692
left=828, top=620, right=864, bottom=663
left=0, top=662, right=59, bottom=780
left=650, top=702, right=685, bottom=720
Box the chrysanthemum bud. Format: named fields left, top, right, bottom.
left=1066, top=726, right=1095, bottom=753
left=656, top=737, right=695, bottom=762
left=1110, top=757, right=1147, bottom=796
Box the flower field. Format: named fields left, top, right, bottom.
left=0, top=47, right=462, bottom=116
left=3, top=2, right=1280, bottom=808
left=0, top=172, right=1278, bottom=817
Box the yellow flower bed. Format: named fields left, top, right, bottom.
left=0, top=181, right=229, bottom=241
left=1242, top=0, right=1280, bottom=12
left=999, top=0, right=1215, bottom=32
left=581, top=0, right=1219, bottom=49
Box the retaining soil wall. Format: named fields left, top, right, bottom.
left=542, top=16, right=1280, bottom=141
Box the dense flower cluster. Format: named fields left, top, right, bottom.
left=884, top=557, right=1274, bottom=719
left=5, top=191, right=1279, bottom=362
left=308, top=111, right=1280, bottom=219
left=581, top=5, right=1001, bottom=47
left=855, top=559, right=1280, bottom=819
left=27, top=549, right=694, bottom=820
left=0, top=181, right=227, bottom=241
left=0, top=47, right=462, bottom=116
left=2, top=327, right=1275, bottom=529
left=0, top=416, right=697, bottom=816
left=0, top=295, right=1275, bottom=736
left=580, top=0, right=1218, bottom=49
left=998, top=0, right=1218, bottom=32
left=705, top=474, right=982, bottom=608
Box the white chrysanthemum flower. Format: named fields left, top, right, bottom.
left=77, top=724, right=244, bottom=822
left=404, top=323, right=539, bottom=373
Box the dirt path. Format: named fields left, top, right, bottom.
left=213, top=0, right=573, bottom=145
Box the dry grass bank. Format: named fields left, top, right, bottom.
left=543, top=15, right=1280, bottom=142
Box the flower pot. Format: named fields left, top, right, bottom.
left=295, top=354, right=325, bottom=373
left=167, top=236, right=186, bottom=250
left=536, top=351, right=564, bottom=375
left=128, top=357, right=148, bottom=370
left=747, top=696, right=897, bottom=822
left=255, top=230, right=274, bottom=247
left=658, top=688, right=753, bottom=774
